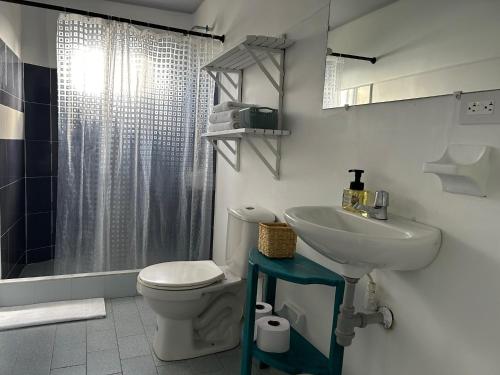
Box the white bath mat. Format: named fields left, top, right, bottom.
left=0, top=298, right=106, bottom=330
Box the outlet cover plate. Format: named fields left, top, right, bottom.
left=467, top=100, right=494, bottom=115
left=460, top=90, right=500, bottom=125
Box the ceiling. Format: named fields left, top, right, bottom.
left=108, top=0, right=204, bottom=14
left=330, top=0, right=398, bottom=29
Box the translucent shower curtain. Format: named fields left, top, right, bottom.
left=54, top=14, right=221, bottom=274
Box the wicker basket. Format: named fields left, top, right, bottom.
left=258, top=222, right=297, bottom=258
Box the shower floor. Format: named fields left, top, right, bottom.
left=19, top=260, right=55, bottom=278
left=0, top=296, right=286, bottom=375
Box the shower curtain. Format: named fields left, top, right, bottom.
left=54, top=14, right=221, bottom=274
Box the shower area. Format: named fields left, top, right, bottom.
left=0, top=1, right=221, bottom=283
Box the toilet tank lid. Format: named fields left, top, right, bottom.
left=228, top=206, right=275, bottom=223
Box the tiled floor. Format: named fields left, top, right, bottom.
left=0, top=297, right=286, bottom=375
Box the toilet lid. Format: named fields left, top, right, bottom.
left=138, top=260, right=225, bottom=290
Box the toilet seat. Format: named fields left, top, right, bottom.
left=138, top=260, right=225, bottom=291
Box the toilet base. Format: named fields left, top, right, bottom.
left=153, top=316, right=241, bottom=361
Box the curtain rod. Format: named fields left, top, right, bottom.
left=1, top=0, right=225, bottom=42
left=327, top=49, right=376, bottom=64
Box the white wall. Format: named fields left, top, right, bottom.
left=0, top=2, right=22, bottom=54
left=195, top=1, right=500, bottom=375
left=19, top=0, right=194, bottom=67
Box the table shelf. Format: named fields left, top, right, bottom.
left=253, top=328, right=330, bottom=375
left=241, top=249, right=346, bottom=375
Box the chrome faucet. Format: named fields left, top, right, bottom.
left=354, top=190, right=389, bottom=220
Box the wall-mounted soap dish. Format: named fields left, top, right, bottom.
left=423, top=144, right=491, bottom=197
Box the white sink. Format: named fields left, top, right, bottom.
left=284, top=206, right=441, bottom=278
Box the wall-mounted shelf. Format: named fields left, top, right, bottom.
left=202, top=128, right=291, bottom=179
left=423, top=144, right=491, bottom=197
left=202, top=35, right=294, bottom=179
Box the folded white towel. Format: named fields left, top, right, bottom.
left=213, top=101, right=255, bottom=113
left=209, top=109, right=240, bottom=124
left=208, top=121, right=241, bottom=132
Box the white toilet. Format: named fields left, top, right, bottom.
left=137, top=206, right=275, bottom=361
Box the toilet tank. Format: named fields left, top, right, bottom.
left=225, top=206, right=275, bottom=279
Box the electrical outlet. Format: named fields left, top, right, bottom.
left=460, top=91, right=500, bottom=125
left=467, top=100, right=494, bottom=115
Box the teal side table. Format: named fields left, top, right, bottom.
left=241, top=248, right=346, bottom=375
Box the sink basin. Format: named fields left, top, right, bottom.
left=284, top=206, right=441, bottom=278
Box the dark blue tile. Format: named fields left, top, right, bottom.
left=50, top=68, right=57, bottom=106
left=1, top=212, right=25, bottom=279
left=27, top=212, right=51, bottom=250
left=27, top=177, right=51, bottom=214
left=0, top=90, right=23, bottom=112
left=24, top=63, right=50, bottom=104
left=26, top=141, right=51, bottom=177
left=52, top=177, right=58, bottom=219
left=6, top=140, right=24, bottom=184
left=51, top=142, right=58, bottom=176
left=27, top=246, right=53, bottom=263
left=25, top=102, right=50, bottom=141
left=0, top=179, right=25, bottom=236
left=0, top=140, right=7, bottom=187
left=8, top=217, right=26, bottom=269
left=50, top=105, right=58, bottom=141
left=1, top=232, right=8, bottom=278
left=51, top=209, right=57, bottom=245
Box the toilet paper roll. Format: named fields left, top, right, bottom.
left=255, top=316, right=290, bottom=353
left=255, top=302, right=273, bottom=319
left=254, top=302, right=273, bottom=340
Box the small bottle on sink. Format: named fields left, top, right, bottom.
left=342, top=169, right=370, bottom=213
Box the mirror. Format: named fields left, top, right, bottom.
left=322, top=0, right=500, bottom=109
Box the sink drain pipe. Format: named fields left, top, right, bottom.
left=335, top=277, right=393, bottom=347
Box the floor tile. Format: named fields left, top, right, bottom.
left=1, top=299, right=248, bottom=375
left=135, top=296, right=156, bottom=326
left=118, top=334, right=151, bottom=359
left=114, top=314, right=145, bottom=338
left=112, top=297, right=138, bottom=318
left=121, top=355, right=157, bottom=375
left=138, top=308, right=156, bottom=326
left=156, top=362, right=191, bottom=375
left=88, top=329, right=118, bottom=352
left=52, top=340, right=86, bottom=369
left=144, top=324, right=156, bottom=344
left=187, top=355, right=224, bottom=374
left=87, top=315, right=115, bottom=333
left=87, top=349, right=121, bottom=375
left=55, top=321, right=86, bottom=346
left=13, top=325, right=55, bottom=374
left=12, top=358, right=52, bottom=375
left=50, top=365, right=86, bottom=375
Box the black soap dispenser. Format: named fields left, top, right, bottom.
left=342, top=169, right=368, bottom=212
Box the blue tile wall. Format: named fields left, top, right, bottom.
left=0, top=37, right=26, bottom=278
left=0, top=37, right=59, bottom=278
left=0, top=162, right=26, bottom=278
left=24, top=63, right=58, bottom=265
left=24, top=63, right=50, bottom=104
